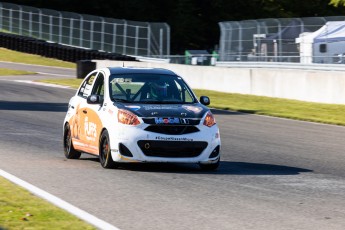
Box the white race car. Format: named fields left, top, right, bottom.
left=63, top=67, right=221, bottom=170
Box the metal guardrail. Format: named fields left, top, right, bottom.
left=0, top=32, right=136, bottom=63
left=0, top=2, right=170, bottom=57
left=218, top=16, right=345, bottom=63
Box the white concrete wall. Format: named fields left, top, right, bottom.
left=94, top=60, right=345, bottom=104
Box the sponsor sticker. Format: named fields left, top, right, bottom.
left=143, top=105, right=179, bottom=110
left=155, top=136, right=193, bottom=141
left=84, top=117, right=97, bottom=141
left=180, top=118, right=189, bottom=124
left=155, top=117, right=180, bottom=124
left=111, top=78, right=132, bottom=83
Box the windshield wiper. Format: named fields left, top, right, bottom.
left=112, top=98, right=131, bottom=103
left=160, top=101, right=184, bottom=104
left=139, top=101, right=161, bottom=104
left=139, top=100, right=184, bottom=104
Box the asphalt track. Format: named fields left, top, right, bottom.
left=1, top=63, right=345, bottom=230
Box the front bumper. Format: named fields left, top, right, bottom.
left=109, top=123, right=221, bottom=163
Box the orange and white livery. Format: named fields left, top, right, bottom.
left=63, top=67, right=221, bottom=170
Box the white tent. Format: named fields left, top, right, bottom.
left=314, top=21, right=345, bottom=43
left=296, top=21, right=345, bottom=63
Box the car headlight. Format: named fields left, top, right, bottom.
left=203, top=111, right=216, bottom=127
left=118, top=109, right=140, bottom=126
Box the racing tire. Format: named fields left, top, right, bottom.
left=199, top=158, right=220, bottom=171
left=63, top=123, right=81, bottom=159
left=99, top=130, right=117, bottom=169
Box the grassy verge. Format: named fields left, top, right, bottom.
left=37, top=78, right=82, bottom=88
left=194, top=89, right=345, bottom=126
left=0, top=48, right=76, bottom=68
left=0, top=177, right=95, bottom=230
left=0, top=68, right=35, bottom=75
left=38, top=78, right=345, bottom=126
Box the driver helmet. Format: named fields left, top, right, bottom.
left=150, top=81, right=168, bottom=98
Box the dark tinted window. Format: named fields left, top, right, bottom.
left=319, top=44, right=327, bottom=53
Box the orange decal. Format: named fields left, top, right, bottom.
left=72, top=138, right=98, bottom=155
left=69, top=103, right=103, bottom=155
left=69, top=103, right=81, bottom=140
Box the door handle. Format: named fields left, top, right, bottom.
left=83, top=110, right=87, bottom=114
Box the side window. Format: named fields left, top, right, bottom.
left=92, top=73, right=105, bottom=96
left=78, top=71, right=97, bottom=98
left=319, top=44, right=327, bottom=53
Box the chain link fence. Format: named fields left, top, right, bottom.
left=0, top=2, right=170, bottom=57
left=219, top=16, right=345, bottom=63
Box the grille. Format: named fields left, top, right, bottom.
left=145, top=125, right=199, bottom=135
left=137, top=140, right=208, bottom=158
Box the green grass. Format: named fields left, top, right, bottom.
left=0, top=68, right=35, bottom=75
left=38, top=78, right=345, bottom=126
left=0, top=48, right=76, bottom=68
left=194, top=89, right=345, bottom=126
left=37, top=78, right=82, bottom=88
left=0, top=177, right=95, bottom=230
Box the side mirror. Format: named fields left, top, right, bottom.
left=200, top=96, right=210, bottom=106
left=87, top=95, right=103, bottom=104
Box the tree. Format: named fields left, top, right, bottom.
left=330, top=0, right=345, bottom=6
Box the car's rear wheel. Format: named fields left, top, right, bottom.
left=99, top=130, right=117, bottom=169
left=199, top=158, right=220, bottom=171
left=63, top=123, right=81, bottom=159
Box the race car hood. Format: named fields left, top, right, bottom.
left=116, top=103, right=209, bottom=118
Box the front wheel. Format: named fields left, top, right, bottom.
left=63, top=123, right=81, bottom=159
left=199, top=158, right=220, bottom=171
left=99, top=130, right=117, bottom=169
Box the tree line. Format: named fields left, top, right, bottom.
left=6, top=0, right=345, bottom=54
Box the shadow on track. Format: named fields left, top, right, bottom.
left=210, top=109, right=260, bottom=115
left=211, top=109, right=242, bottom=115
left=0, top=100, right=67, bottom=112
left=124, top=161, right=312, bottom=175
left=218, top=161, right=312, bottom=175
left=78, top=157, right=312, bottom=175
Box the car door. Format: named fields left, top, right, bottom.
left=81, top=71, right=106, bottom=155
left=70, top=70, right=99, bottom=154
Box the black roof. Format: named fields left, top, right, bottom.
left=108, top=67, right=176, bottom=75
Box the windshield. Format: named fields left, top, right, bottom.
left=109, top=73, right=197, bottom=104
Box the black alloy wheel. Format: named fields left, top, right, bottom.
left=99, top=130, right=116, bottom=168
left=63, top=123, right=81, bottom=159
